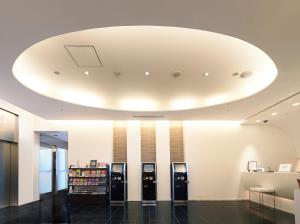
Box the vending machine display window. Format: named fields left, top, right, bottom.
left=174, top=164, right=187, bottom=173
left=112, top=164, right=123, bottom=173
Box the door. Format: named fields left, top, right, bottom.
left=0, top=141, right=10, bottom=208
left=10, top=143, right=18, bottom=206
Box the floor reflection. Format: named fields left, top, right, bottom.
left=0, top=192, right=295, bottom=224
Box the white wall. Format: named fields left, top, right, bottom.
left=271, top=111, right=300, bottom=158
left=127, top=121, right=142, bottom=201
left=156, top=121, right=171, bottom=201
left=49, top=121, right=113, bottom=167
left=184, top=121, right=296, bottom=213
left=184, top=121, right=296, bottom=200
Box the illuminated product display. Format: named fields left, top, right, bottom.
left=67, top=164, right=109, bottom=204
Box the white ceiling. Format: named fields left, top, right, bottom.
left=13, top=26, right=277, bottom=111
left=244, top=92, right=300, bottom=125
left=0, top=1, right=299, bottom=120
left=243, top=92, right=300, bottom=153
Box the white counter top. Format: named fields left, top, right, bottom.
left=241, top=171, right=300, bottom=199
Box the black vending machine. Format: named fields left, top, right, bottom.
left=142, top=162, right=157, bottom=204
left=171, top=162, right=189, bottom=202
left=110, top=163, right=127, bottom=203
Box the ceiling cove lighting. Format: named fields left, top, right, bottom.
left=119, top=98, right=158, bottom=111
left=49, top=120, right=112, bottom=126
left=170, top=98, right=197, bottom=110
left=205, top=94, right=229, bottom=106
left=12, top=26, right=278, bottom=111
left=271, top=112, right=278, bottom=116
left=293, top=102, right=300, bottom=106
left=61, top=89, right=105, bottom=108
left=184, top=120, right=243, bottom=127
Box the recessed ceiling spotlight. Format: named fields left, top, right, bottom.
left=293, top=102, right=300, bottom=106
left=145, top=72, right=150, bottom=76
left=256, top=120, right=261, bottom=123
left=240, top=71, right=253, bottom=79
left=54, top=70, right=60, bottom=75
left=84, top=71, right=89, bottom=76
left=203, top=72, right=209, bottom=77
left=271, top=112, right=278, bottom=116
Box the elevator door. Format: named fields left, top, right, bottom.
left=0, top=141, right=10, bottom=208
left=0, top=141, right=18, bottom=208
left=10, top=143, right=18, bottom=206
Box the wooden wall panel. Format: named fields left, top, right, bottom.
left=113, top=121, right=127, bottom=162
left=141, top=121, right=156, bottom=162
left=170, top=121, right=184, bottom=162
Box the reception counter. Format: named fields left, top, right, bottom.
left=241, top=171, right=300, bottom=199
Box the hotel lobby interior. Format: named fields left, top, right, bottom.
left=0, top=1, right=300, bottom=223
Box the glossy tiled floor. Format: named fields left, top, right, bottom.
left=0, top=192, right=295, bottom=224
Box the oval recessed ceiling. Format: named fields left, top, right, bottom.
left=12, top=26, right=277, bottom=111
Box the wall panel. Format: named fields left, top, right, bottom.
left=141, top=121, right=156, bottom=162
left=113, top=121, right=127, bottom=162
left=170, top=121, right=184, bottom=162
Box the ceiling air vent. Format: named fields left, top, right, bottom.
left=64, top=45, right=103, bottom=67
left=172, top=71, right=182, bottom=78
left=132, top=115, right=164, bottom=119
left=240, top=71, right=253, bottom=79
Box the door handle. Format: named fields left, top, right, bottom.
left=185, top=181, right=189, bottom=184
left=153, top=181, right=158, bottom=183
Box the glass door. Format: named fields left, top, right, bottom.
left=39, top=147, right=52, bottom=194
left=56, top=148, right=68, bottom=190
